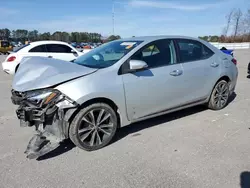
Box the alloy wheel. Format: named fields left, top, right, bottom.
left=213, top=81, right=229, bottom=108
left=77, top=109, right=114, bottom=147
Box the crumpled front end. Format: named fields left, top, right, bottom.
left=11, top=89, right=78, bottom=159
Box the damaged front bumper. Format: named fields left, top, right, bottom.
left=11, top=89, right=78, bottom=159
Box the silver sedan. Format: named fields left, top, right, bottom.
left=11, top=36, right=238, bottom=159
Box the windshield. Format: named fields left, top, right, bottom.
left=74, top=40, right=143, bottom=68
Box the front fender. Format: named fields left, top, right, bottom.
left=55, top=70, right=131, bottom=127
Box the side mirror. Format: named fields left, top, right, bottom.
left=71, top=49, right=78, bottom=57
left=129, top=60, right=148, bottom=71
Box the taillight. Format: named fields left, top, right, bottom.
left=232, top=58, right=237, bottom=65
left=7, top=56, right=16, bottom=62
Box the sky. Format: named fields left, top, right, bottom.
left=0, top=0, right=249, bottom=38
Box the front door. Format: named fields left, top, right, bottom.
left=122, top=39, right=184, bottom=121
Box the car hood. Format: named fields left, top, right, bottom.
left=12, top=56, right=97, bottom=92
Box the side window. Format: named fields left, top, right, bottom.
left=46, top=44, right=72, bottom=53
left=177, top=39, right=214, bottom=63
left=29, top=45, right=47, bottom=53
left=202, top=45, right=214, bottom=59
left=131, top=39, right=176, bottom=68
left=142, top=45, right=160, bottom=57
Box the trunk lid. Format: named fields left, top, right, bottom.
left=12, top=56, right=97, bottom=92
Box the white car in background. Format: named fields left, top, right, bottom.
left=1, top=41, right=84, bottom=74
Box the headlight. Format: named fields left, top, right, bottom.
left=25, top=89, right=60, bottom=106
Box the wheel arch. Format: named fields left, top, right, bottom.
left=15, top=63, right=20, bottom=73
left=217, top=75, right=230, bottom=83
left=207, top=75, right=231, bottom=102
left=63, top=97, right=121, bottom=138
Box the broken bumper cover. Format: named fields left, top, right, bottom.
left=11, top=89, right=78, bottom=159
left=16, top=106, right=45, bottom=127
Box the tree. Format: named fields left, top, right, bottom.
left=219, top=35, right=226, bottom=42
left=11, top=30, right=17, bottom=41
left=220, top=9, right=250, bottom=42
left=71, top=32, right=81, bottom=42
left=28, top=30, right=38, bottom=41
left=210, top=35, right=219, bottom=42
left=39, top=32, right=51, bottom=40
left=107, top=35, right=121, bottom=42
left=232, top=9, right=243, bottom=39
left=198, top=36, right=208, bottom=41
left=223, top=9, right=234, bottom=36
left=71, top=32, right=77, bottom=42
left=0, top=28, right=11, bottom=40
left=61, top=32, right=70, bottom=42
left=80, top=32, right=88, bottom=42
left=51, top=31, right=62, bottom=41
left=0, top=28, right=109, bottom=43
left=243, top=9, right=250, bottom=35
left=14, top=29, right=28, bottom=43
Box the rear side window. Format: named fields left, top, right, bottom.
left=176, top=39, right=214, bottom=63
left=29, top=45, right=47, bottom=53
left=203, top=45, right=214, bottom=59
left=46, top=44, right=72, bottom=53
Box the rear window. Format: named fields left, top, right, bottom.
left=13, top=44, right=30, bottom=52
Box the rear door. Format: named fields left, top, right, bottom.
left=46, top=44, right=78, bottom=61
left=175, top=39, right=219, bottom=103
left=27, top=44, right=48, bottom=57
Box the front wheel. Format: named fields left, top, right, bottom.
left=208, top=80, right=230, bottom=110
left=69, top=103, right=118, bottom=151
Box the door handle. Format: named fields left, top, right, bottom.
left=48, top=56, right=53, bottom=58
left=170, top=69, right=183, bottom=76
left=210, top=62, right=219, bottom=67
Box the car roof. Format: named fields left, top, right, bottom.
left=29, top=40, right=70, bottom=46
left=117, top=35, right=200, bottom=43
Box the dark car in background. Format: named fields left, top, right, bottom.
left=220, top=47, right=234, bottom=56
left=0, top=40, right=13, bottom=54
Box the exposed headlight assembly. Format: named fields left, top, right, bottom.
left=25, top=89, right=61, bottom=107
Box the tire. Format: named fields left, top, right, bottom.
left=208, top=80, right=230, bottom=110
left=69, top=103, right=118, bottom=151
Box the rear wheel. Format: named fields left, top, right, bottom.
left=69, top=103, right=118, bottom=151
left=208, top=80, right=230, bottom=110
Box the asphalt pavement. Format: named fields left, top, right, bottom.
left=0, top=50, right=250, bottom=188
